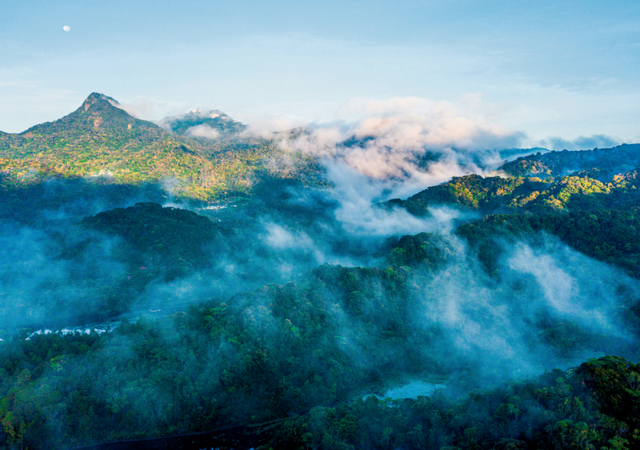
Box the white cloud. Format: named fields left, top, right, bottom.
left=241, top=114, right=308, bottom=138
left=272, top=96, right=524, bottom=191
left=186, top=124, right=220, bottom=139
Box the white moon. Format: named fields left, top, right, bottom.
left=63, top=25, right=70, bottom=32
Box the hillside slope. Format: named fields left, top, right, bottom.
left=387, top=145, right=640, bottom=216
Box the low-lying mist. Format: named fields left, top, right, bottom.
left=2, top=104, right=639, bottom=448
left=5, top=206, right=639, bottom=447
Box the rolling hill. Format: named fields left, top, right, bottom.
left=386, top=145, right=640, bottom=216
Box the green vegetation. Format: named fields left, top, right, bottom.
left=2, top=99, right=640, bottom=449
left=457, top=209, right=640, bottom=278
left=0, top=266, right=432, bottom=448
left=81, top=202, right=225, bottom=280
left=269, top=356, right=640, bottom=450
left=376, top=232, right=457, bottom=271
left=501, top=144, right=640, bottom=179
left=159, top=109, right=247, bottom=136
left=1, top=258, right=637, bottom=449
left=384, top=145, right=640, bottom=278
left=387, top=146, right=640, bottom=216
left=0, top=93, right=324, bottom=201
left=386, top=173, right=627, bottom=215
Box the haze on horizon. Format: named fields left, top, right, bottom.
left=2, top=0, right=640, bottom=149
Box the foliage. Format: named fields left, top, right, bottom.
left=0, top=265, right=432, bottom=448
left=387, top=173, right=622, bottom=216
left=2, top=101, right=640, bottom=449
left=376, top=232, right=457, bottom=271
left=267, top=356, right=640, bottom=450
left=456, top=209, right=640, bottom=277
left=0, top=255, right=637, bottom=448
left=81, top=202, right=225, bottom=280
left=0, top=93, right=324, bottom=201
left=158, top=109, right=246, bottom=136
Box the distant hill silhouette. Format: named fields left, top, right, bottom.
left=500, top=143, right=640, bottom=180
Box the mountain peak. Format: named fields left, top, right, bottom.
left=16, top=92, right=163, bottom=138
left=81, top=92, right=121, bottom=112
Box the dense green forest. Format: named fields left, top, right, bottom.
left=269, top=356, right=640, bottom=450
left=1, top=97, right=640, bottom=449
left=1, top=260, right=638, bottom=448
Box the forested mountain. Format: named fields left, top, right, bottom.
left=0, top=93, right=322, bottom=200
left=81, top=202, right=226, bottom=281
left=158, top=109, right=247, bottom=136
left=384, top=145, right=640, bottom=276
left=1, top=99, right=640, bottom=450
left=0, top=93, right=191, bottom=182
left=387, top=145, right=640, bottom=216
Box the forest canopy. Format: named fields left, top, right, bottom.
left=1, top=95, right=640, bottom=450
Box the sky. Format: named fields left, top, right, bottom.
left=2, top=0, right=640, bottom=148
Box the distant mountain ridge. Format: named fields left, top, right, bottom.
left=0, top=92, right=216, bottom=197
left=501, top=143, right=640, bottom=181
left=5, top=92, right=634, bottom=205
left=0, top=93, right=320, bottom=200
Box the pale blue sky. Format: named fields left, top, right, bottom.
left=2, top=0, right=639, bottom=147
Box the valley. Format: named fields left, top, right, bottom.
left=0, top=95, right=639, bottom=450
